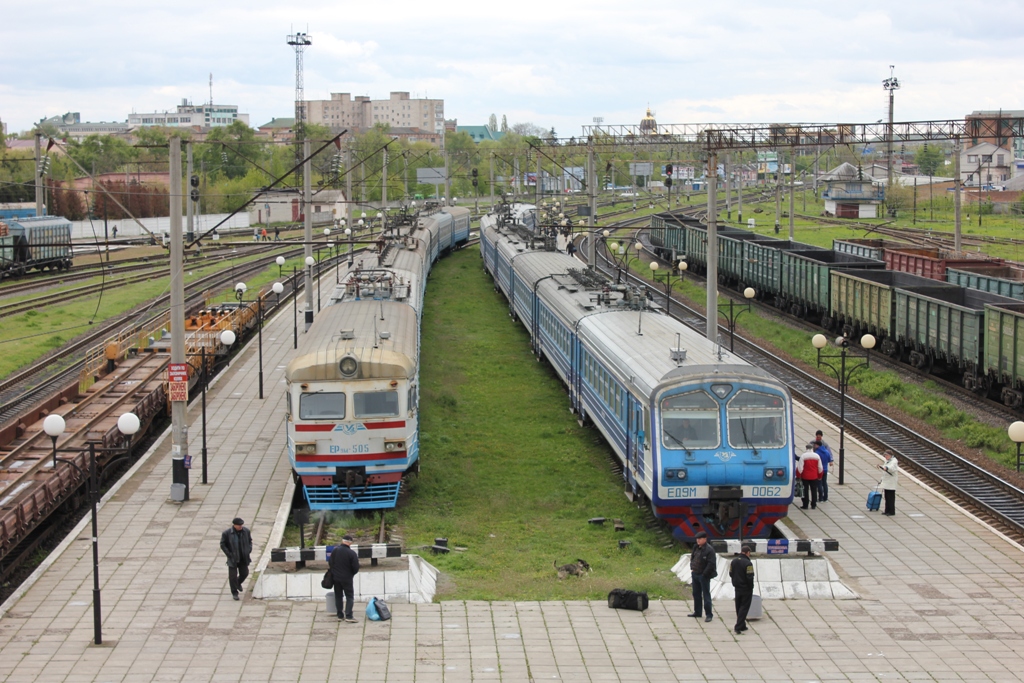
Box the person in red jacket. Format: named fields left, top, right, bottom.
left=796, top=443, right=822, bottom=509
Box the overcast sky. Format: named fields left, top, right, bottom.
left=3, top=1, right=1022, bottom=136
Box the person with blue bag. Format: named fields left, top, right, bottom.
left=329, top=535, right=360, bottom=623
left=813, top=431, right=834, bottom=502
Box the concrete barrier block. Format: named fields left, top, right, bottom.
left=806, top=581, right=832, bottom=599
left=804, top=559, right=829, bottom=581
left=759, top=582, right=785, bottom=600
left=257, top=573, right=287, bottom=599
left=780, top=560, right=805, bottom=582
left=831, top=582, right=859, bottom=600
left=755, top=559, right=782, bottom=583
left=384, top=570, right=410, bottom=596
left=286, top=572, right=312, bottom=599
left=360, top=571, right=385, bottom=598
left=782, top=581, right=808, bottom=599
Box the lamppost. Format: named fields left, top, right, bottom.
left=811, top=333, right=876, bottom=485
left=305, top=255, right=317, bottom=315
left=718, top=287, right=756, bottom=353
left=345, top=227, right=353, bottom=268
left=650, top=259, right=688, bottom=317
left=1010, top=421, right=1024, bottom=472
left=43, top=411, right=140, bottom=646
left=276, top=255, right=285, bottom=279
left=292, top=266, right=299, bottom=349
left=235, top=282, right=265, bottom=399
left=186, top=328, right=237, bottom=484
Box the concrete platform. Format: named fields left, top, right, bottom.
left=2, top=271, right=1024, bottom=681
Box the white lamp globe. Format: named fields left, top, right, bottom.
left=272, top=282, right=284, bottom=295
left=117, top=412, right=141, bottom=436
left=220, top=330, right=236, bottom=346
left=43, top=414, right=65, bottom=438
left=275, top=256, right=285, bottom=266
left=650, top=261, right=660, bottom=271
left=234, top=282, right=247, bottom=294
left=811, top=333, right=827, bottom=349
left=324, top=228, right=331, bottom=236
left=744, top=287, right=756, bottom=299
left=678, top=261, right=688, bottom=271
left=1009, top=421, right=1024, bottom=443
left=861, top=334, right=876, bottom=350
left=345, top=228, right=351, bottom=236
left=305, top=256, right=315, bottom=267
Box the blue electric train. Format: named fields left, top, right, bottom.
left=480, top=207, right=795, bottom=541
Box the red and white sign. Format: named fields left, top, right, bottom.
left=169, top=381, right=188, bottom=402
left=168, top=363, right=189, bottom=383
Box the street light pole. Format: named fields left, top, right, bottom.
left=1009, top=421, right=1024, bottom=472
left=43, top=412, right=140, bottom=646
left=292, top=266, right=298, bottom=350
left=718, top=288, right=756, bottom=353
left=811, top=333, right=876, bottom=485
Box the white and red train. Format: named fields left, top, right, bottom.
left=284, top=205, right=471, bottom=509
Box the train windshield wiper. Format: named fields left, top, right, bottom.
left=664, top=429, right=692, bottom=456
left=737, top=417, right=759, bottom=456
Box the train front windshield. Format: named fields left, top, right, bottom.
left=726, top=390, right=786, bottom=449
left=661, top=390, right=720, bottom=449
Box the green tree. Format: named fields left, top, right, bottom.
left=915, top=144, right=945, bottom=176
left=66, top=135, right=135, bottom=175
left=200, top=121, right=265, bottom=181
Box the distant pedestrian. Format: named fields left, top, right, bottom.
left=687, top=531, right=717, bottom=622
left=253, top=228, right=260, bottom=242
left=330, top=535, right=361, bottom=622
left=796, top=443, right=822, bottom=509
left=111, top=225, right=118, bottom=239
left=261, top=227, right=268, bottom=241
left=813, top=431, right=833, bottom=502
left=877, top=450, right=899, bottom=516
left=220, top=517, right=252, bottom=601
left=274, top=226, right=280, bottom=241
left=567, top=240, right=576, bottom=257
left=730, top=544, right=755, bottom=634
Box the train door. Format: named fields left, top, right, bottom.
left=627, top=401, right=645, bottom=494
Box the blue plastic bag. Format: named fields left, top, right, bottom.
left=366, top=598, right=381, bottom=621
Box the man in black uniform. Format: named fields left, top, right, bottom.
left=219, top=517, right=252, bottom=601
left=730, top=544, right=755, bottom=634
left=329, top=535, right=361, bottom=622
left=687, top=531, right=717, bottom=622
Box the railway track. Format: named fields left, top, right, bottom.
left=585, top=234, right=1024, bottom=542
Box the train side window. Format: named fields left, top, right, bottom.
left=354, top=391, right=400, bottom=418
left=408, top=385, right=418, bottom=415
left=299, top=392, right=345, bottom=420
left=287, top=392, right=292, bottom=421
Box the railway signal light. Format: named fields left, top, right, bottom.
left=190, top=189, right=200, bottom=202
left=190, top=174, right=199, bottom=188
left=665, top=164, right=673, bottom=187
left=472, top=168, right=478, bottom=187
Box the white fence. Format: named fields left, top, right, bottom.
left=70, top=212, right=251, bottom=240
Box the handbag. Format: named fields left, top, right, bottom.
left=374, top=597, right=392, bottom=621
left=794, top=480, right=804, bottom=498
left=321, top=570, right=334, bottom=590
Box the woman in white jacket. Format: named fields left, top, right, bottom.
left=877, top=450, right=899, bottom=516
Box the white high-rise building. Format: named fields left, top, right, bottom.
left=128, top=99, right=250, bottom=129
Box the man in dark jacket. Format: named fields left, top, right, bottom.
left=330, top=535, right=361, bottom=622
left=220, top=517, right=253, bottom=600
left=687, top=531, right=717, bottom=622
left=730, top=544, right=755, bottom=634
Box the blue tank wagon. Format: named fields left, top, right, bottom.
left=0, top=216, right=73, bottom=278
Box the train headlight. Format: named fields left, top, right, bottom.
left=295, top=442, right=317, bottom=455
left=384, top=439, right=406, bottom=452
left=339, top=355, right=358, bottom=377
left=764, top=468, right=774, bottom=479
left=676, top=468, right=687, bottom=481
left=664, top=469, right=675, bottom=480
left=775, top=468, right=785, bottom=478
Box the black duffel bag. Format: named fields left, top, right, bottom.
left=608, top=588, right=649, bottom=612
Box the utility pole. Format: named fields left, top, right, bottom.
left=789, top=147, right=796, bottom=239
left=186, top=142, right=194, bottom=243
left=444, top=148, right=451, bottom=206
left=489, top=153, right=495, bottom=211
left=706, top=151, right=719, bottom=344
left=169, top=138, right=189, bottom=501
left=382, top=147, right=388, bottom=209
left=737, top=161, right=743, bottom=224
left=535, top=153, right=542, bottom=207
left=725, top=155, right=731, bottom=221
left=588, top=145, right=597, bottom=227
left=346, top=144, right=354, bottom=228
left=774, top=153, right=782, bottom=235
left=34, top=133, right=44, bottom=216
left=883, top=66, right=900, bottom=204
left=954, top=137, right=962, bottom=254
left=403, top=151, right=409, bottom=201
left=304, top=138, right=314, bottom=330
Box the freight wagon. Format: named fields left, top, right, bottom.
left=985, top=303, right=1024, bottom=407
left=0, top=215, right=73, bottom=278
left=883, top=246, right=999, bottom=281
left=947, top=264, right=1024, bottom=301
left=778, top=249, right=885, bottom=321
left=832, top=238, right=915, bottom=261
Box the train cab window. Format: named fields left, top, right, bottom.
left=726, top=390, right=786, bottom=450
left=660, top=391, right=720, bottom=450
left=299, top=392, right=345, bottom=420
left=354, top=391, right=400, bottom=418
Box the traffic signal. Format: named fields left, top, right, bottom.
left=190, top=174, right=199, bottom=188
left=472, top=168, right=478, bottom=187
left=665, top=164, right=673, bottom=187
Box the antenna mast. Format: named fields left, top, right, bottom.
left=287, top=30, right=312, bottom=183
left=883, top=65, right=901, bottom=198
left=209, top=73, right=213, bottom=105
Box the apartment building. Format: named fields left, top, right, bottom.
left=305, top=92, right=444, bottom=135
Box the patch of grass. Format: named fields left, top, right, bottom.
left=401, top=248, right=688, bottom=601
